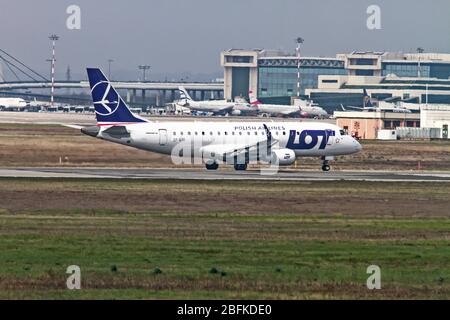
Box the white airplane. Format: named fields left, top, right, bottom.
left=294, top=99, right=329, bottom=118
left=341, top=89, right=412, bottom=113
left=78, top=68, right=361, bottom=172
left=177, top=86, right=236, bottom=115
left=249, top=91, right=301, bottom=117
left=0, top=97, right=28, bottom=111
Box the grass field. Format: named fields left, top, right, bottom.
left=0, top=178, right=449, bottom=299
left=1, top=123, right=450, bottom=170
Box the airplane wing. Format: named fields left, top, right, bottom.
left=188, top=104, right=235, bottom=115
left=60, top=124, right=84, bottom=129
left=201, top=139, right=278, bottom=158
left=200, top=124, right=279, bottom=158
left=344, top=105, right=369, bottom=111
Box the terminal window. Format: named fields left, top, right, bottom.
left=349, top=58, right=377, bottom=66
left=226, top=56, right=253, bottom=63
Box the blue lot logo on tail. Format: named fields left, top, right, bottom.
left=86, top=68, right=147, bottom=123
left=91, top=82, right=120, bottom=116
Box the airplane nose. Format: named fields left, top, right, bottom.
left=354, top=139, right=362, bottom=152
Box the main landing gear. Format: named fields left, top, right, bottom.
left=205, top=162, right=219, bottom=170
left=234, top=163, right=248, bottom=171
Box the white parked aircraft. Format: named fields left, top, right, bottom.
left=294, top=99, right=329, bottom=118
left=341, top=89, right=412, bottom=113
left=79, top=68, right=361, bottom=172
left=177, top=86, right=236, bottom=115
left=0, top=97, right=28, bottom=111
left=249, top=91, right=301, bottom=117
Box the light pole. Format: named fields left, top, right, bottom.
left=138, top=65, right=151, bottom=82
left=46, top=59, right=53, bottom=81
left=108, top=59, right=114, bottom=79
left=49, top=34, right=59, bottom=109
left=296, top=37, right=304, bottom=98
left=417, top=47, right=424, bottom=78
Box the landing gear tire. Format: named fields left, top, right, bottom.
left=321, top=156, right=333, bottom=172
left=234, top=163, right=248, bottom=171
left=205, top=162, right=219, bottom=170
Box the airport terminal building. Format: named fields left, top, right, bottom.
left=221, top=50, right=450, bottom=110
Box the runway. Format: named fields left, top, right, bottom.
left=1, top=167, right=450, bottom=182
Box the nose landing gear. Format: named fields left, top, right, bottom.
left=321, top=156, right=333, bottom=172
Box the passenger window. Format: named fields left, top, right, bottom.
left=247, top=132, right=250, bottom=135
left=173, top=132, right=176, bottom=136
left=232, top=132, right=235, bottom=135
left=217, top=132, right=221, bottom=135
left=210, top=132, right=213, bottom=135
left=180, top=132, right=183, bottom=136
left=239, top=132, right=242, bottom=135
left=187, top=132, right=191, bottom=135
left=202, top=132, right=205, bottom=135
left=225, top=132, right=228, bottom=135
left=254, top=132, right=258, bottom=135
left=282, top=131, right=286, bottom=135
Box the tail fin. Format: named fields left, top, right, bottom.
left=87, top=68, right=147, bottom=124
left=178, top=86, right=193, bottom=102
left=363, top=89, right=373, bottom=109
left=248, top=90, right=261, bottom=105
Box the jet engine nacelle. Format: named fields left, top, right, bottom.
left=271, top=148, right=296, bottom=166
left=231, top=109, right=241, bottom=116
left=300, top=111, right=309, bottom=118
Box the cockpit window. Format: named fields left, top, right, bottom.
left=340, top=129, right=347, bottom=136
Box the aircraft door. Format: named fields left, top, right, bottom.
left=159, top=129, right=168, bottom=146
left=326, top=129, right=335, bottom=145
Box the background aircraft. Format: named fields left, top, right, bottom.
left=176, top=86, right=235, bottom=115
left=341, top=89, right=412, bottom=113
left=0, top=97, right=28, bottom=111
left=249, top=91, right=301, bottom=117
left=293, top=98, right=329, bottom=118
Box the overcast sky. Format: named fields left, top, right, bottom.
left=1, top=0, right=449, bottom=81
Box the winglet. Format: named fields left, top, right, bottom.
left=263, top=124, right=272, bottom=141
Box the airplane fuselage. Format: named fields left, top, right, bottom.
left=179, top=100, right=235, bottom=114
left=0, top=98, right=28, bottom=110
left=256, top=104, right=300, bottom=117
